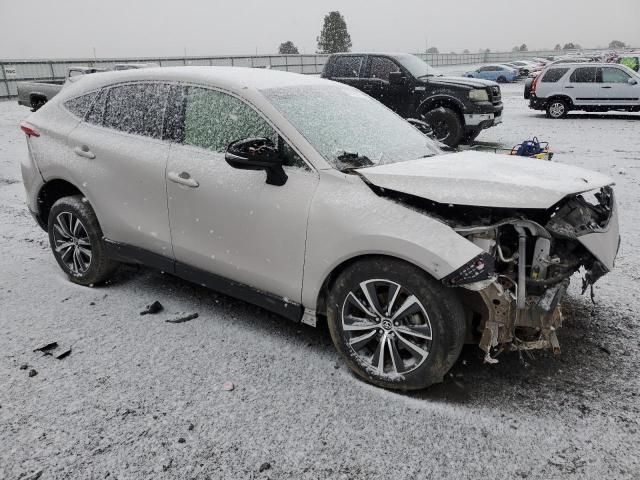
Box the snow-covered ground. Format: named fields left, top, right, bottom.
left=1, top=82, right=639, bottom=479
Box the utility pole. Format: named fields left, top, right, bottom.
left=92, top=47, right=97, bottom=63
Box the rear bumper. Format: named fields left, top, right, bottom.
left=528, top=95, right=547, bottom=110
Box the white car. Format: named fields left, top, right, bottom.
left=19, top=67, right=620, bottom=390
left=529, top=63, right=640, bottom=118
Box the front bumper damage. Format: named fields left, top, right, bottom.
left=450, top=187, right=619, bottom=362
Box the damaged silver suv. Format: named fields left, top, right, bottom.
left=19, top=67, right=619, bottom=390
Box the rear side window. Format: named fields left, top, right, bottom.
left=369, top=57, right=400, bottom=80
left=541, top=68, right=569, bottom=83
left=182, top=87, right=276, bottom=153
left=64, top=91, right=100, bottom=118
left=569, top=67, right=597, bottom=83
left=331, top=56, right=364, bottom=78
left=103, top=83, right=169, bottom=139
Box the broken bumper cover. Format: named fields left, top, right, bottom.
left=577, top=200, right=620, bottom=272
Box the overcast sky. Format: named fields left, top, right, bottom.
left=1, top=0, right=638, bottom=59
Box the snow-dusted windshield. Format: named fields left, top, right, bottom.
left=395, top=54, right=441, bottom=78
left=262, top=84, right=440, bottom=170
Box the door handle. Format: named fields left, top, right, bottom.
left=601, top=86, right=612, bottom=89
left=73, top=145, right=95, bottom=159
left=168, top=171, right=199, bottom=188
left=362, top=84, right=373, bottom=91
left=564, top=86, right=574, bottom=89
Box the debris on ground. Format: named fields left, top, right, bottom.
left=599, top=345, right=611, bottom=355
left=178, top=437, right=186, bottom=443
left=259, top=462, right=272, bottom=473
left=22, top=470, right=43, bottom=480
left=19, top=363, right=28, bottom=370
left=55, top=347, right=72, bottom=360
left=33, top=342, right=58, bottom=353
left=165, top=312, right=198, bottom=324
left=188, top=423, right=195, bottom=431
left=28, top=369, right=37, bottom=377
left=140, top=301, right=164, bottom=316
left=222, top=381, right=235, bottom=391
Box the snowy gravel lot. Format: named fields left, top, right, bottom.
left=1, top=77, right=639, bottom=479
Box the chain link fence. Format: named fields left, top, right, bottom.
left=0, top=49, right=616, bottom=99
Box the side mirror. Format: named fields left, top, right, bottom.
left=225, top=137, right=287, bottom=186
left=629, top=78, right=638, bottom=85
left=388, top=71, right=406, bottom=85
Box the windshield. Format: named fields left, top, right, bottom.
left=262, top=84, right=440, bottom=170
left=394, top=54, right=441, bottom=78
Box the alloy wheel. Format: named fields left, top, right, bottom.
left=549, top=102, right=565, bottom=118
left=341, top=279, right=433, bottom=376
left=52, top=212, right=92, bottom=274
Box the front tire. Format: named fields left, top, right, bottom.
left=327, top=258, right=466, bottom=390
left=422, top=107, right=464, bottom=147
left=48, top=195, right=118, bottom=286
left=546, top=98, right=569, bottom=119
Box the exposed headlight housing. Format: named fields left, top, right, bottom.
left=442, top=252, right=495, bottom=287
left=469, top=89, right=489, bottom=102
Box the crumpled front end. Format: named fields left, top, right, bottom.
left=446, top=186, right=619, bottom=362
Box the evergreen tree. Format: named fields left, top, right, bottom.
left=316, top=11, right=352, bottom=54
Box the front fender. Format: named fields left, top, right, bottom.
left=418, top=93, right=468, bottom=115
left=301, top=172, right=482, bottom=308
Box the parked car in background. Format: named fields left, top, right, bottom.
left=322, top=53, right=503, bottom=146
left=17, top=67, right=107, bottom=111
left=527, top=63, right=640, bottom=117
left=19, top=66, right=619, bottom=390
left=113, top=63, right=159, bottom=71
left=465, top=65, right=518, bottom=83
left=619, top=54, right=640, bottom=72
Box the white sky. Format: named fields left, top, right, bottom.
left=1, top=0, right=638, bottom=59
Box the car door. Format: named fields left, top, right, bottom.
left=165, top=85, right=319, bottom=303
left=364, top=56, right=407, bottom=113
left=66, top=82, right=173, bottom=257
left=565, top=67, right=598, bottom=106
left=598, top=66, right=640, bottom=106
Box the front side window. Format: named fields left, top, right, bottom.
left=369, top=57, right=400, bottom=81
left=541, top=68, right=569, bottom=83
left=600, top=67, right=631, bottom=83
left=103, top=83, right=169, bottom=139
left=182, top=87, right=276, bottom=153
left=64, top=91, right=100, bottom=119
left=331, top=56, right=364, bottom=78
left=570, top=67, right=597, bottom=83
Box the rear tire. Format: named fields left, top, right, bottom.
left=422, top=107, right=464, bottom=148
left=497, top=76, right=507, bottom=83
left=546, top=98, right=569, bottom=119
left=48, top=195, right=118, bottom=286
left=327, top=258, right=466, bottom=390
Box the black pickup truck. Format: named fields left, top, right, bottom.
left=321, top=53, right=503, bottom=147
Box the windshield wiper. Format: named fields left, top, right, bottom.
left=335, top=151, right=374, bottom=172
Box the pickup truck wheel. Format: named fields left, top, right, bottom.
left=48, top=195, right=119, bottom=286
left=327, top=258, right=466, bottom=391
left=546, top=99, right=569, bottom=119
left=422, top=107, right=463, bottom=147
left=30, top=98, right=46, bottom=112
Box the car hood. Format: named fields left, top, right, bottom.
left=425, top=76, right=498, bottom=89
left=356, top=151, right=614, bottom=209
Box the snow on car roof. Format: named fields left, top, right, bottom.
left=59, top=66, right=331, bottom=99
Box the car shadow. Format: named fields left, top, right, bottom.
left=107, top=266, right=633, bottom=413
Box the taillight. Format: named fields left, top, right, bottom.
left=20, top=121, right=40, bottom=137
left=530, top=75, right=540, bottom=94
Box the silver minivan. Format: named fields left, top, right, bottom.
left=19, top=67, right=620, bottom=390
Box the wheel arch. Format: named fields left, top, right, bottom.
left=35, top=178, right=85, bottom=230
left=546, top=94, right=574, bottom=108
left=418, top=95, right=465, bottom=118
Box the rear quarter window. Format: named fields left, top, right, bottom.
left=541, top=68, right=569, bottom=83
left=103, top=83, right=169, bottom=139
left=64, top=91, right=100, bottom=119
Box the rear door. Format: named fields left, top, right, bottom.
left=327, top=55, right=366, bottom=89
left=165, top=85, right=319, bottom=303
left=598, top=66, right=640, bottom=106
left=66, top=82, right=173, bottom=257
left=565, top=67, right=598, bottom=106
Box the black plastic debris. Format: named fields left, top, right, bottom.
left=19, top=363, right=28, bottom=370
left=140, top=301, right=164, bottom=316
left=55, top=348, right=72, bottom=360
left=33, top=342, right=58, bottom=353
left=166, top=313, right=198, bottom=324
left=28, top=369, right=38, bottom=377
left=259, top=462, right=272, bottom=473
